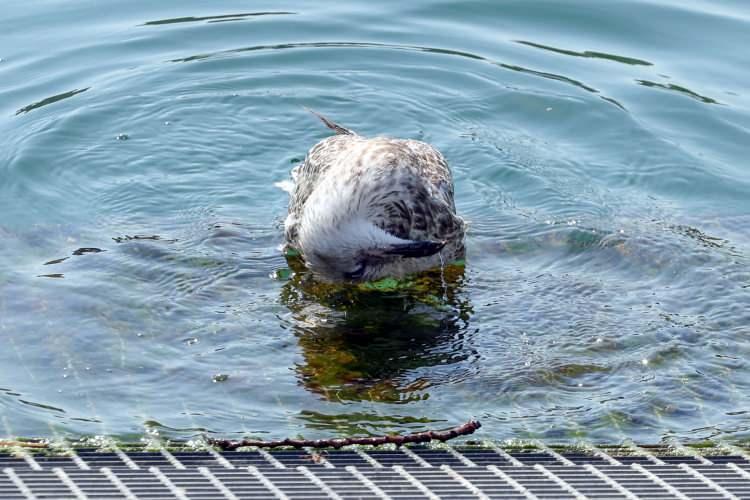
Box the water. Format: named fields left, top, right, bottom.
left=1, top=0, right=749, bottom=444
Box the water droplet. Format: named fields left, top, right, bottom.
left=212, top=373, right=229, bottom=383
left=116, top=133, right=129, bottom=140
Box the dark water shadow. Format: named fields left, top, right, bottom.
left=280, top=256, right=476, bottom=404
left=15, top=88, right=89, bottom=116
left=516, top=40, right=653, bottom=66
left=142, top=12, right=295, bottom=27
left=637, top=80, right=720, bottom=104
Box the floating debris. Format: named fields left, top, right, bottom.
left=44, top=257, right=69, bottom=265
left=72, top=247, right=103, bottom=255
left=113, top=234, right=177, bottom=243
left=208, top=419, right=481, bottom=450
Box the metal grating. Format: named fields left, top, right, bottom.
left=2, top=445, right=750, bottom=499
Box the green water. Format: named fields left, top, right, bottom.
left=1, top=0, right=749, bottom=444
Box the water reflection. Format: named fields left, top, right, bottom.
left=636, top=80, right=719, bottom=104
left=15, top=88, right=89, bottom=116
left=297, top=410, right=443, bottom=436
left=142, top=12, right=295, bottom=27
left=516, top=40, right=653, bottom=66
left=279, top=256, right=476, bottom=404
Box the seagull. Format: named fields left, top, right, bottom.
left=284, top=110, right=465, bottom=283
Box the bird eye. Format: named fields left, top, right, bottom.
left=344, top=262, right=366, bottom=281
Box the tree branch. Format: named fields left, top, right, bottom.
left=207, top=420, right=481, bottom=451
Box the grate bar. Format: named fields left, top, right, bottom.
left=727, top=462, right=750, bottom=480
left=101, top=467, right=138, bottom=500
left=535, top=464, right=588, bottom=499
left=488, top=464, right=540, bottom=500
left=53, top=467, right=88, bottom=500
left=208, top=449, right=235, bottom=469
left=400, top=445, right=432, bottom=467
left=297, top=466, right=343, bottom=500
left=583, top=464, right=639, bottom=500
left=394, top=465, right=440, bottom=500
left=3, top=446, right=750, bottom=499
left=248, top=465, right=290, bottom=499
left=625, top=443, right=666, bottom=465
left=355, top=449, right=383, bottom=468
left=150, top=465, right=189, bottom=500
left=20, top=452, right=41, bottom=471
left=346, top=465, right=391, bottom=499
left=632, top=463, right=690, bottom=500
left=160, top=449, right=186, bottom=469
left=667, top=440, right=713, bottom=465
left=533, top=441, right=576, bottom=466
left=66, top=449, right=91, bottom=470
left=3, top=467, right=36, bottom=500
left=679, top=463, right=738, bottom=499
left=441, top=465, right=491, bottom=500
left=258, top=448, right=287, bottom=469
left=722, top=445, right=750, bottom=463
left=199, top=466, right=240, bottom=500
left=113, top=445, right=140, bottom=469
left=444, top=443, right=478, bottom=466
left=487, top=442, right=525, bottom=466
left=586, top=444, right=623, bottom=466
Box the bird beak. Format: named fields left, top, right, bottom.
left=381, top=240, right=446, bottom=258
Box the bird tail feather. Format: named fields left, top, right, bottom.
left=304, top=107, right=355, bottom=135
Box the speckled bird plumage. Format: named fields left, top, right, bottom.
left=284, top=111, right=465, bottom=282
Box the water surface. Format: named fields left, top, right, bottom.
left=1, top=0, right=750, bottom=444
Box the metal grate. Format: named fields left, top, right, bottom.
left=2, top=445, right=750, bottom=499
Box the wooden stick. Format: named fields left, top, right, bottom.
left=207, top=420, right=481, bottom=451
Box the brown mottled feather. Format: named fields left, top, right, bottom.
left=284, top=111, right=464, bottom=281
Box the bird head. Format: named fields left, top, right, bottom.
left=297, top=215, right=444, bottom=283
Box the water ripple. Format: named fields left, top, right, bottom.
left=142, top=11, right=296, bottom=26
left=516, top=40, right=653, bottom=66
left=169, top=41, right=625, bottom=110
left=1, top=0, right=749, bottom=444
left=15, top=87, right=90, bottom=115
